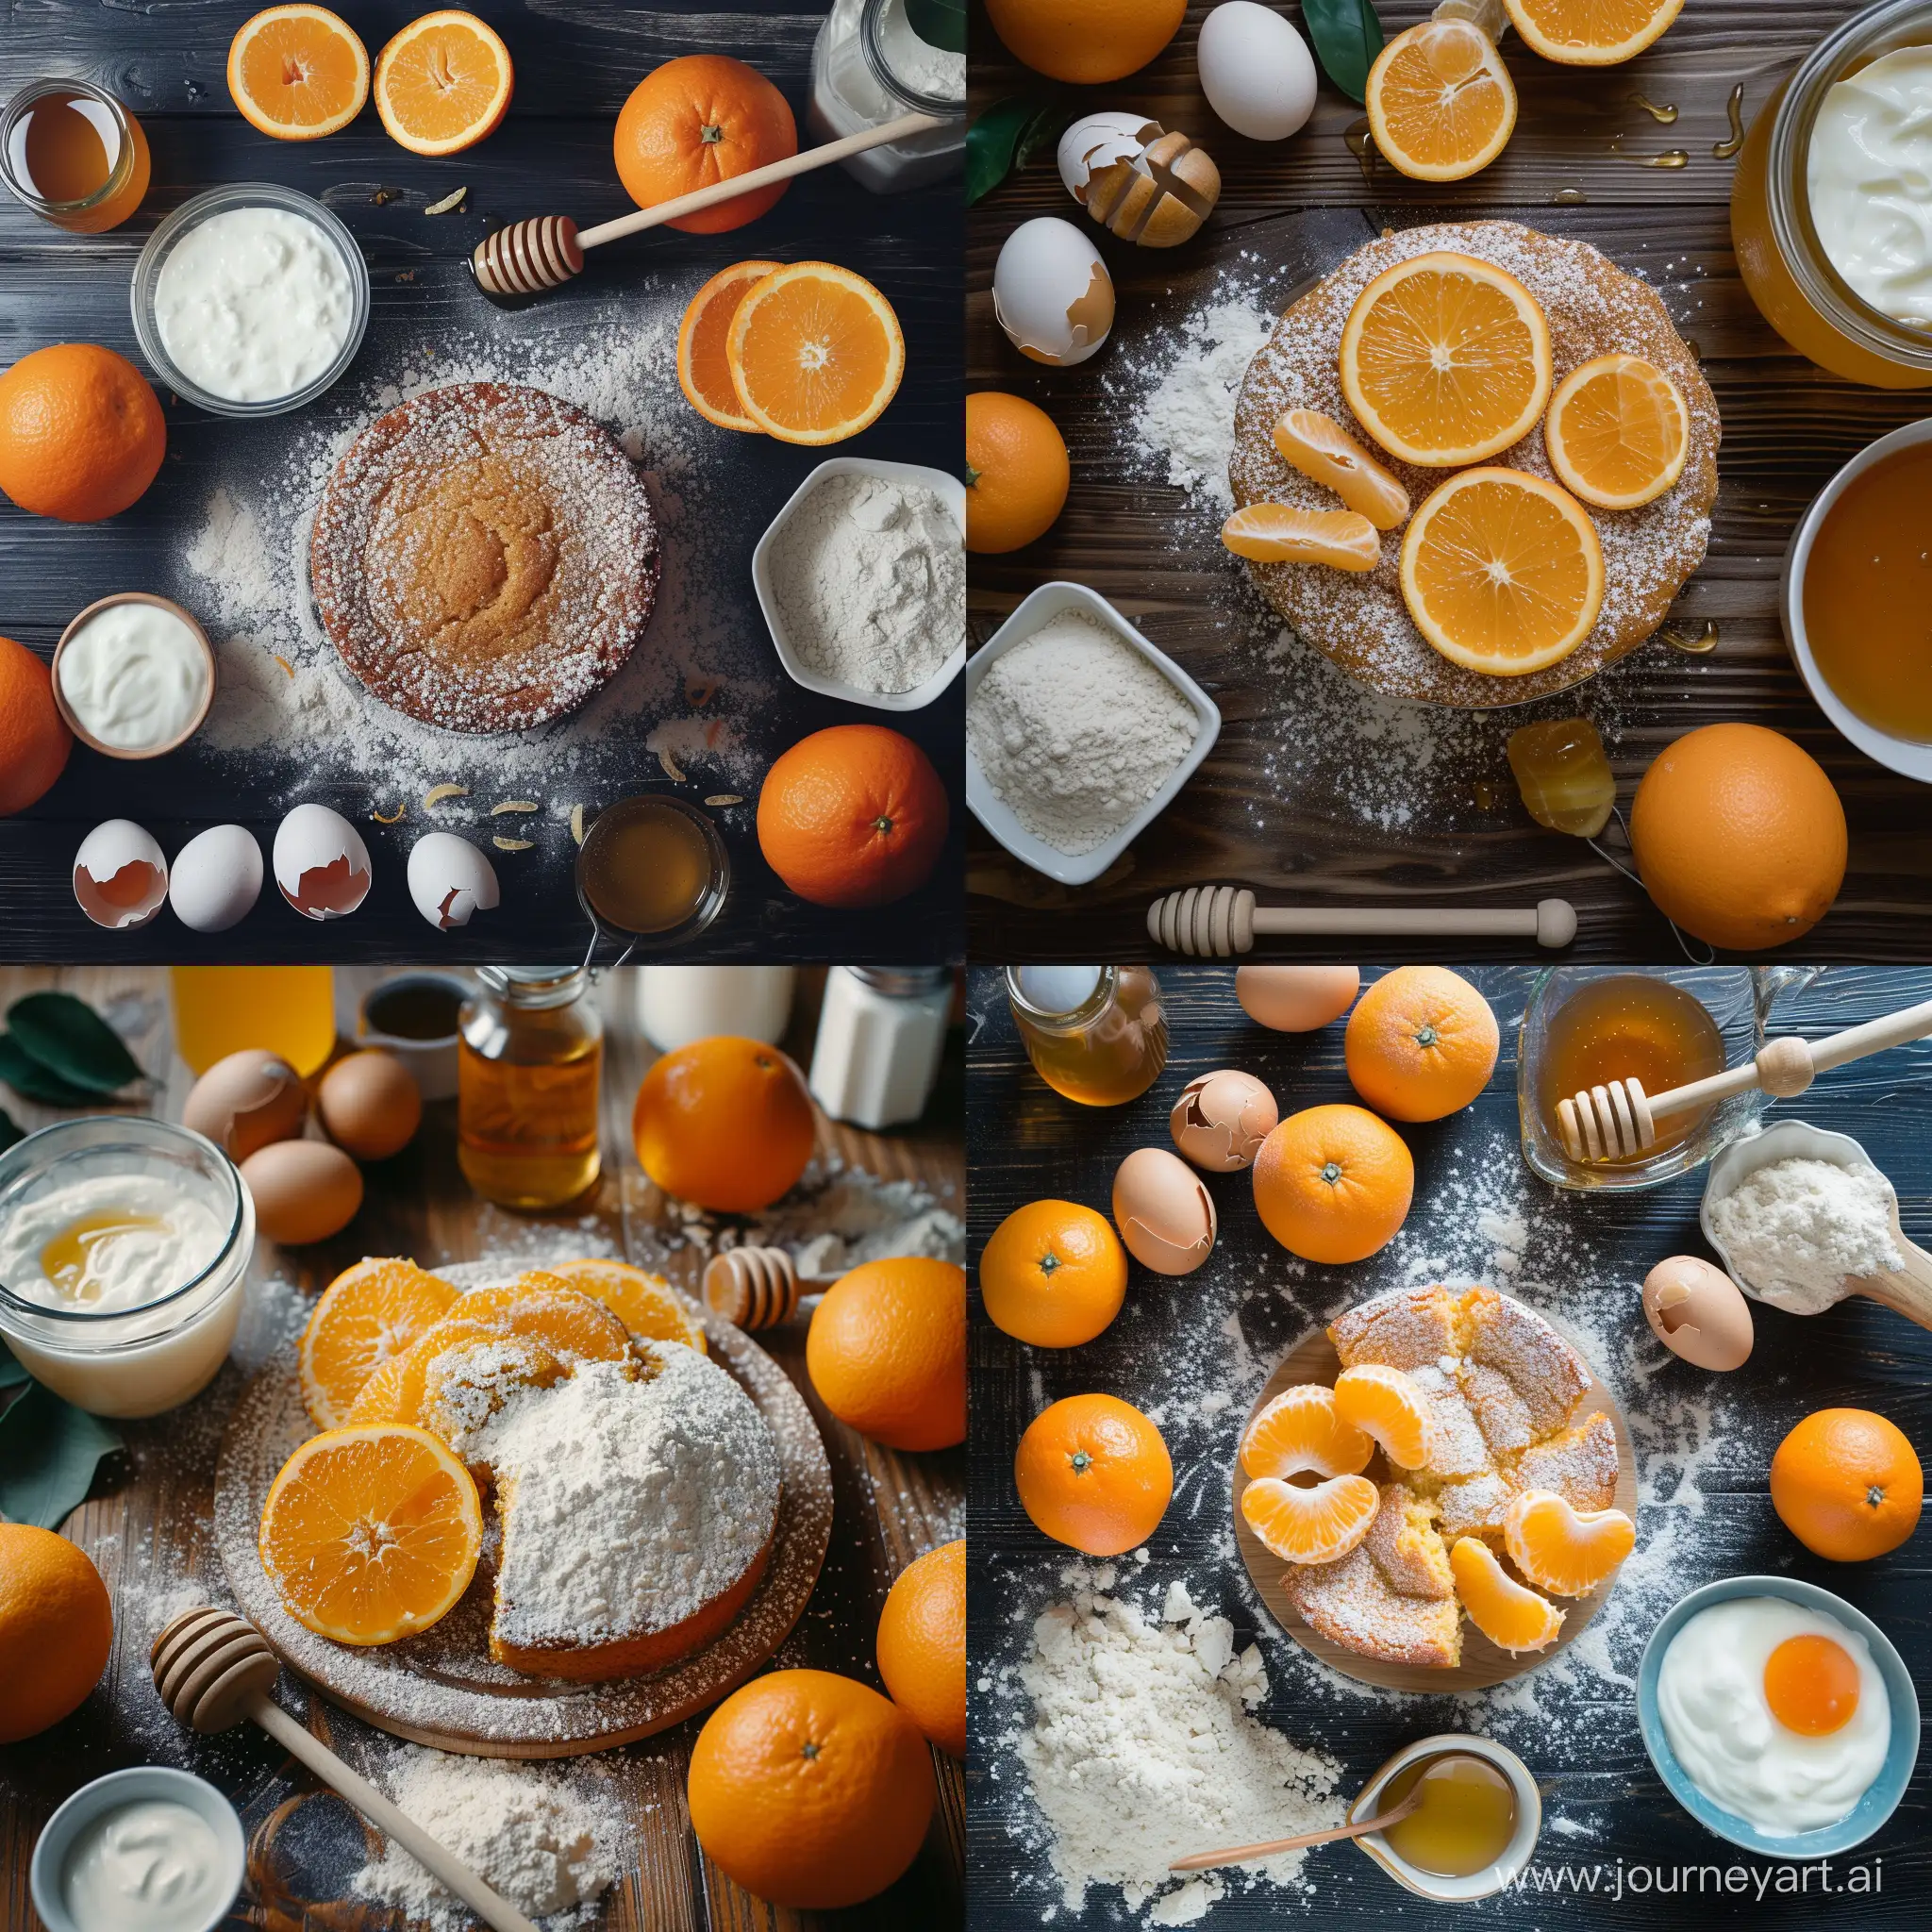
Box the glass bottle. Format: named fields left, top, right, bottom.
left=809, top=966, right=951, bottom=1127
left=458, top=968, right=603, bottom=1210
left=1006, top=966, right=1167, bottom=1107
left=171, top=966, right=337, bottom=1076
left=808, top=0, right=966, bottom=192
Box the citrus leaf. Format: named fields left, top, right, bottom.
left=0, top=1107, right=21, bottom=1154
left=904, top=0, right=965, bottom=55
left=1303, top=0, right=1386, bottom=105
left=0, top=1035, right=101, bottom=1108
left=0, top=1383, right=122, bottom=1528
left=6, top=991, right=144, bottom=1094
left=968, top=90, right=1061, bottom=205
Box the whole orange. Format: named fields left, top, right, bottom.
left=1770, top=1407, right=1923, bottom=1562
left=979, top=1198, right=1125, bottom=1347
left=614, top=54, right=797, bottom=234
left=758, top=724, right=950, bottom=908
left=984, top=0, right=1187, bottom=83
left=0, top=343, right=165, bottom=523
left=631, top=1035, right=815, bottom=1213
left=966, top=391, right=1070, bottom=554
left=688, top=1668, right=934, bottom=1908
left=0, top=634, right=73, bottom=816
left=1252, top=1104, right=1414, bottom=1265
left=876, top=1540, right=965, bottom=1758
left=1014, top=1392, right=1172, bottom=1555
left=1629, top=724, right=1846, bottom=952
left=1344, top=966, right=1499, bottom=1122
left=0, top=1524, right=113, bottom=1743
left=808, top=1257, right=965, bottom=1450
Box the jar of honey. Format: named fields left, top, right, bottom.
left=0, top=79, right=150, bottom=234
left=1006, top=965, right=1167, bottom=1107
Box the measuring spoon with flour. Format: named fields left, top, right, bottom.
left=1701, top=1121, right=1932, bottom=1332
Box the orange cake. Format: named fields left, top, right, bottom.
left=1228, top=220, right=1719, bottom=706
left=309, top=381, right=660, bottom=733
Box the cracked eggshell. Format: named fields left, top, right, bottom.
left=73, top=820, right=168, bottom=930
left=993, top=217, right=1115, bottom=367
left=1112, top=1144, right=1217, bottom=1274
left=1171, top=1069, right=1278, bottom=1173
left=182, top=1048, right=309, bottom=1163
left=408, top=831, right=500, bottom=931
left=274, top=803, right=372, bottom=921
left=1198, top=1, right=1318, bottom=142
left=1058, top=110, right=1164, bottom=202
left=168, top=824, right=263, bottom=934
left=1237, top=964, right=1360, bottom=1032
left=1643, top=1256, right=1754, bottom=1371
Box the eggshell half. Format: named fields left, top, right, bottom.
left=1236, top=964, right=1360, bottom=1032
left=169, top=824, right=263, bottom=934
left=241, top=1138, right=364, bottom=1245
left=73, top=820, right=168, bottom=930
left=1171, top=1069, right=1278, bottom=1172
left=993, top=218, right=1115, bottom=367
left=1058, top=110, right=1163, bottom=201
left=318, top=1049, right=422, bottom=1161
left=274, top=804, right=372, bottom=921
left=407, top=831, right=500, bottom=931
left=1112, top=1145, right=1217, bottom=1274
left=1642, top=1256, right=1754, bottom=1371
left=182, top=1048, right=309, bottom=1163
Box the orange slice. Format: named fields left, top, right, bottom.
left=227, top=5, right=370, bottom=142
left=1449, top=1537, right=1565, bottom=1653
left=1241, top=1383, right=1373, bottom=1481
left=677, top=262, right=782, bottom=434
left=1222, top=504, right=1381, bottom=571
left=1503, top=0, right=1684, bottom=66
left=1503, top=1489, right=1636, bottom=1596
left=1543, top=354, right=1690, bottom=510
left=1333, top=1365, right=1435, bottom=1471
left=542, top=1257, right=708, bottom=1354
left=373, top=10, right=513, bottom=156
left=258, top=1424, right=482, bottom=1644
left=441, top=1276, right=633, bottom=1359
left=1340, top=251, right=1551, bottom=468
left=1242, top=1473, right=1381, bottom=1565
left=725, top=262, right=906, bottom=446
left=298, top=1257, right=458, bottom=1429
left=1365, top=20, right=1517, bottom=184
left=345, top=1317, right=502, bottom=1428
left=1271, top=410, right=1411, bottom=529
left=1399, top=468, right=1604, bottom=676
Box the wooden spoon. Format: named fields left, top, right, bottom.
left=1169, top=1789, right=1423, bottom=1873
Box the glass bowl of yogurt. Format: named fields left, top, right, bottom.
left=131, top=182, right=369, bottom=417
left=52, top=592, right=215, bottom=758
left=0, top=1116, right=253, bottom=1418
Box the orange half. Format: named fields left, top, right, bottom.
left=1222, top=504, right=1381, bottom=571
left=1365, top=20, right=1517, bottom=184
left=298, top=1257, right=458, bottom=1429
left=227, top=4, right=370, bottom=141
left=1504, top=0, right=1684, bottom=66
left=373, top=9, right=513, bottom=157
left=725, top=262, right=906, bottom=446
left=677, top=261, right=783, bottom=433
left=1543, top=354, right=1690, bottom=510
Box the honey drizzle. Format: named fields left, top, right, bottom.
left=1659, top=620, right=1719, bottom=655
left=1714, top=84, right=1746, bottom=159
left=1343, top=116, right=1379, bottom=184
left=1551, top=186, right=1589, bottom=205
left=1641, top=150, right=1690, bottom=169
left=1631, top=94, right=1679, bottom=123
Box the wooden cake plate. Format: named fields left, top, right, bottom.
left=1232, top=1313, right=1639, bottom=1695
left=214, top=1313, right=833, bottom=1758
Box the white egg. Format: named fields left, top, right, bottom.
left=1198, top=1, right=1318, bottom=142
left=1058, top=110, right=1163, bottom=203
left=168, top=824, right=263, bottom=934
left=73, top=820, right=168, bottom=930
left=992, top=217, right=1115, bottom=366
left=408, top=831, right=500, bottom=931
left=274, top=803, right=372, bottom=921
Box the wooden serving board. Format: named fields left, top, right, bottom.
left=214, top=1314, right=833, bottom=1759
left=1231, top=1316, right=1639, bottom=1695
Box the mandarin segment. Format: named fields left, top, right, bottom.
left=1242, top=1472, right=1382, bottom=1565
left=1220, top=503, right=1381, bottom=571
left=1503, top=1489, right=1636, bottom=1596
left=1365, top=20, right=1517, bottom=184
left=298, top=1257, right=458, bottom=1429
left=1271, top=409, right=1411, bottom=529
left=1333, top=1365, right=1437, bottom=1471
left=1449, top=1536, right=1565, bottom=1653
left=1241, top=1382, right=1373, bottom=1481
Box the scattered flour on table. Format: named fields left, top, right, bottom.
left=1706, top=1156, right=1903, bottom=1315
left=1132, top=299, right=1278, bottom=511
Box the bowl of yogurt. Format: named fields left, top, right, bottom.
left=52, top=592, right=215, bottom=758
left=131, top=182, right=368, bottom=417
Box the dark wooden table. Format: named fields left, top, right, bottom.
left=0, top=3, right=963, bottom=965
left=967, top=1, right=1932, bottom=961
left=0, top=964, right=965, bottom=1931
left=967, top=963, right=1932, bottom=1926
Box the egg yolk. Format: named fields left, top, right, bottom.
left=1763, top=1634, right=1860, bottom=1736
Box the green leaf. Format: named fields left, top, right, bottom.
left=1303, top=0, right=1386, bottom=105
left=0, top=1107, right=21, bottom=1154
left=6, top=992, right=144, bottom=1095
left=968, top=90, right=1062, bottom=206
left=0, top=1035, right=102, bottom=1108
left=904, top=0, right=965, bottom=56
left=0, top=1383, right=122, bottom=1528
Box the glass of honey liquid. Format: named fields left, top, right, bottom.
left=576, top=795, right=730, bottom=949
left=1354, top=1746, right=1531, bottom=1900
left=170, top=967, right=338, bottom=1077
left=1, top=79, right=150, bottom=233
left=1005, top=965, right=1167, bottom=1107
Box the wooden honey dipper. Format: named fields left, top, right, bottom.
left=703, top=1246, right=839, bottom=1329
left=151, top=1607, right=540, bottom=1932
left=1557, top=993, right=1932, bottom=1162
left=472, top=112, right=943, bottom=299
left=1146, top=885, right=1578, bottom=957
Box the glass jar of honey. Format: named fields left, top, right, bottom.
left=0, top=79, right=150, bottom=234
left=1006, top=965, right=1167, bottom=1107
left=458, top=968, right=604, bottom=1210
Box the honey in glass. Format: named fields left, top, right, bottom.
left=1006, top=965, right=1167, bottom=1107
left=2, top=81, right=150, bottom=233
left=577, top=795, right=729, bottom=942
left=1377, top=1754, right=1517, bottom=1879
left=170, top=967, right=338, bottom=1077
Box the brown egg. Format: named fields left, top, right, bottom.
left=1112, top=1146, right=1216, bottom=1275
left=1236, top=965, right=1360, bottom=1032
left=181, top=1049, right=308, bottom=1163
left=1171, top=1070, right=1278, bottom=1173
left=318, top=1049, right=422, bottom=1161
left=241, top=1140, right=363, bottom=1246
left=1642, top=1256, right=1754, bottom=1371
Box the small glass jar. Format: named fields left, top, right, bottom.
left=0, top=78, right=150, bottom=234
left=809, top=0, right=965, bottom=193
left=809, top=965, right=951, bottom=1127
left=1006, top=966, right=1167, bottom=1108
left=458, top=968, right=604, bottom=1210
left=0, top=1118, right=252, bottom=1418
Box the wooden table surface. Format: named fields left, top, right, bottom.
left=967, top=964, right=1932, bottom=1927
left=0, top=2, right=964, bottom=966
left=966, top=0, right=1932, bottom=961
left=0, top=964, right=965, bottom=1931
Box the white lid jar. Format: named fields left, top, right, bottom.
left=809, top=0, right=965, bottom=193
left=808, top=966, right=951, bottom=1128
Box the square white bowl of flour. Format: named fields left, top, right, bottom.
left=752, top=457, right=966, bottom=712
left=965, top=581, right=1221, bottom=886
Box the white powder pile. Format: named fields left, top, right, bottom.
left=967, top=607, right=1200, bottom=855
left=1707, top=1156, right=1903, bottom=1315
left=764, top=471, right=963, bottom=692
left=353, top=1748, right=620, bottom=1930
left=1018, top=1572, right=1341, bottom=1925
left=1131, top=298, right=1278, bottom=510
left=880, top=0, right=966, bottom=98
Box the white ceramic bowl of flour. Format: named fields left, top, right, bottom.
left=965, top=581, right=1221, bottom=886
left=752, top=457, right=966, bottom=711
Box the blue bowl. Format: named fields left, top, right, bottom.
left=1638, top=1575, right=1920, bottom=1858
